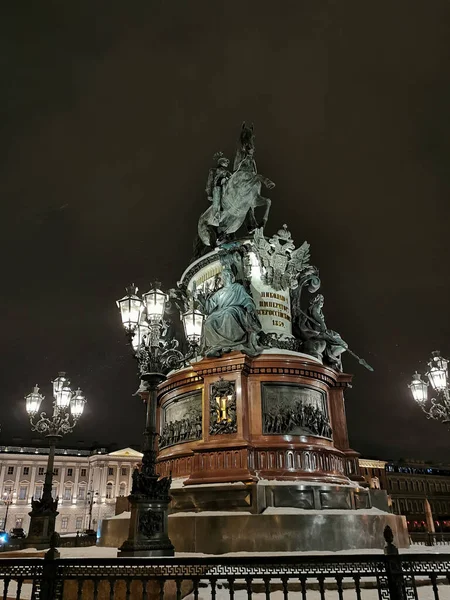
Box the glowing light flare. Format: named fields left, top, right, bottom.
left=55, top=385, right=73, bottom=409
left=427, top=351, right=448, bottom=392
left=70, top=389, right=86, bottom=418
left=25, top=385, right=44, bottom=416
left=143, top=285, right=167, bottom=324
left=408, top=372, right=428, bottom=404
left=52, top=372, right=69, bottom=398
left=182, top=306, right=205, bottom=345
left=132, top=319, right=151, bottom=351
left=116, top=285, right=144, bottom=331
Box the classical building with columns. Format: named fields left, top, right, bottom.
left=0, top=446, right=142, bottom=534
left=359, top=458, right=450, bottom=531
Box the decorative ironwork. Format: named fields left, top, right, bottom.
left=24, top=374, right=86, bottom=550
left=130, top=326, right=188, bottom=376
left=0, top=552, right=448, bottom=600
left=261, top=383, right=332, bottom=439
left=209, top=379, right=237, bottom=435
left=409, top=351, right=450, bottom=424
left=139, top=510, right=163, bottom=537
left=119, top=372, right=174, bottom=557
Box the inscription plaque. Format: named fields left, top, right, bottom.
left=262, top=383, right=332, bottom=439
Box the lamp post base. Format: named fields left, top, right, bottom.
left=118, top=496, right=174, bottom=557
left=25, top=506, right=59, bottom=550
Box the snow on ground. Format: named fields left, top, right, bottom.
left=183, top=583, right=446, bottom=600
left=3, top=543, right=450, bottom=559
left=262, top=507, right=386, bottom=515
left=109, top=511, right=131, bottom=520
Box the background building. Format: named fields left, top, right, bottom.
left=0, top=446, right=142, bottom=534
left=360, top=458, right=450, bottom=531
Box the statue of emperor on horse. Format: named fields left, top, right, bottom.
left=198, top=123, right=275, bottom=247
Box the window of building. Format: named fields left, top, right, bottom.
left=53, top=468, right=59, bottom=476
left=108, top=467, right=114, bottom=476
left=78, top=487, right=86, bottom=500
left=23, top=467, right=29, bottom=476
left=119, top=483, right=127, bottom=496
left=61, top=517, right=68, bottom=530
left=38, top=467, right=45, bottom=476
left=7, top=467, right=14, bottom=475
left=34, top=486, right=43, bottom=500
left=75, top=517, right=83, bottom=530
left=121, top=467, right=127, bottom=477
left=18, top=486, right=28, bottom=501
left=80, top=469, right=87, bottom=477
left=51, top=487, right=58, bottom=500
left=63, top=488, right=72, bottom=501
left=106, top=483, right=113, bottom=499
left=67, top=468, right=73, bottom=477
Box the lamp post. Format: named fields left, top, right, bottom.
left=408, top=351, right=450, bottom=423
left=86, top=490, right=99, bottom=534
left=24, top=372, right=87, bottom=549
left=2, top=490, right=15, bottom=532
left=116, top=283, right=204, bottom=557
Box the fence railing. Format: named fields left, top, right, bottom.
left=410, top=531, right=450, bottom=546
left=0, top=552, right=449, bottom=600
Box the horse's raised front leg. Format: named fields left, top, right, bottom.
left=255, top=195, right=271, bottom=227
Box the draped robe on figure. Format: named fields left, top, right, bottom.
left=202, top=282, right=263, bottom=357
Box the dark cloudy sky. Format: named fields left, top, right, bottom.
left=1, top=1, right=450, bottom=462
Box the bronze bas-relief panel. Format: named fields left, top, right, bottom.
left=261, top=383, right=332, bottom=439
left=159, top=391, right=202, bottom=449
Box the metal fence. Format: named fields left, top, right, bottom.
left=0, top=553, right=449, bottom=600
left=410, top=532, right=450, bottom=546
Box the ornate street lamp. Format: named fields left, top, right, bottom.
left=1, top=490, right=15, bottom=533
left=116, top=282, right=205, bottom=557
left=86, top=490, right=99, bottom=534
left=409, top=351, right=450, bottom=423
left=182, top=302, right=206, bottom=347
left=24, top=373, right=86, bottom=549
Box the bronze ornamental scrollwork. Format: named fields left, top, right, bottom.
left=209, top=379, right=237, bottom=435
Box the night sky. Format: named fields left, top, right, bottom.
left=1, top=1, right=450, bottom=462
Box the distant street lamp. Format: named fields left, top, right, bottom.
left=86, top=490, right=99, bottom=534
left=409, top=351, right=450, bottom=423
left=24, top=372, right=87, bottom=549
left=1, top=490, right=15, bottom=532
left=116, top=283, right=205, bottom=556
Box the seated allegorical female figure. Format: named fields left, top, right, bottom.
left=201, top=268, right=264, bottom=358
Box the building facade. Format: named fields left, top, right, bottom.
left=359, top=458, right=450, bottom=531
left=0, top=446, right=142, bottom=535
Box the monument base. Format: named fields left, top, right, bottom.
left=99, top=481, right=409, bottom=553
left=169, top=510, right=409, bottom=553
left=99, top=509, right=408, bottom=553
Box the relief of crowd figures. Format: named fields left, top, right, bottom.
left=262, top=385, right=332, bottom=439
left=264, top=403, right=332, bottom=439
left=159, top=412, right=202, bottom=449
